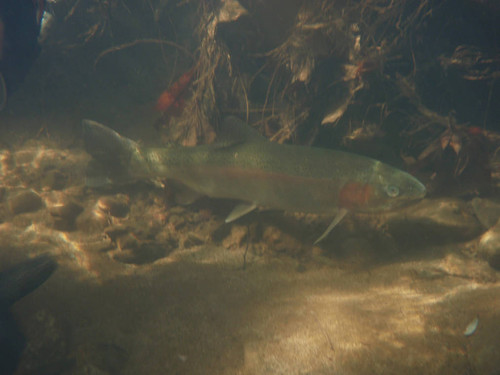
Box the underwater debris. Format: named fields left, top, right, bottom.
left=321, top=82, right=363, bottom=126
left=413, top=120, right=494, bottom=195
left=464, top=316, right=479, bottom=336
left=13, top=0, right=500, bottom=196
left=439, top=45, right=500, bottom=82
left=155, top=67, right=196, bottom=113
left=49, top=0, right=500, bottom=181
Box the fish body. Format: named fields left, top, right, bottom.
left=83, top=117, right=426, bottom=240
left=0, top=254, right=57, bottom=375
left=145, top=140, right=422, bottom=214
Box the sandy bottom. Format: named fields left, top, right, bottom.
left=7, top=242, right=500, bottom=375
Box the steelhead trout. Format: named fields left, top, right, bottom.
left=83, top=116, right=426, bottom=242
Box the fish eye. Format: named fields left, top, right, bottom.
left=385, top=185, right=399, bottom=198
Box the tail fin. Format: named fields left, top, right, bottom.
left=82, top=119, right=141, bottom=187
left=0, top=255, right=57, bottom=375
left=0, top=254, right=57, bottom=306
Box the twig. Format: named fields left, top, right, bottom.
left=64, top=0, right=82, bottom=22
left=242, top=224, right=250, bottom=270
left=240, top=78, right=250, bottom=123
left=262, top=66, right=279, bottom=122
left=94, top=39, right=194, bottom=68
left=483, top=78, right=496, bottom=128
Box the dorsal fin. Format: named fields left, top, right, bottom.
left=214, top=116, right=267, bottom=146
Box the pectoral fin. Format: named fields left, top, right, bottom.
left=314, top=208, right=348, bottom=245
left=225, top=203, right=257, bottom=223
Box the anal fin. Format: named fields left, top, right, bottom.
left=314, top=208, right=348, bottom=245
left=225, top=203, right=257, bottom=223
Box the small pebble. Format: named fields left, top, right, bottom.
left=478, top=223, right=500, bottom=271
left=116, top=234, right=139, bottom=251
left=8, top=189, right=43, bottom=214
left=41, top=169, right=67, bottom=191
left=487, top=252, right=500, bottom=270
left=49, top=200, right=83, bottom=231
left=49, top=200, right=83, bottom=221
left=97, top=195, right=130, bottom=218
left=104, top=226, right=130, bottom=242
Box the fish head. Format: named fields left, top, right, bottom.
left=339, top=161, right=426, bottom=212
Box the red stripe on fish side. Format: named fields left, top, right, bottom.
left=338, top=182, right=373, bottom=209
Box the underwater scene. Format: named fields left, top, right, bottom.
left=1, top=0, right=500, bottom=374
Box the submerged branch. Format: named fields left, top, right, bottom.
left=94, top=39, right=195, bottom=68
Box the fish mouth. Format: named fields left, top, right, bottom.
left=412, top=179, right=427, bottom=199
left=398, top=171, right=426, bottom=201
left=382, top=175, right=427, bottom=211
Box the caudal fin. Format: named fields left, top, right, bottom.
left=0, top=254, right=57, bottom=375
left=0, top=254, right=57, bottom=306
left=82, top=119, right=140, bottom=187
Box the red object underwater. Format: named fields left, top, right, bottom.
left=155, top=67, right=195, bottom=114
